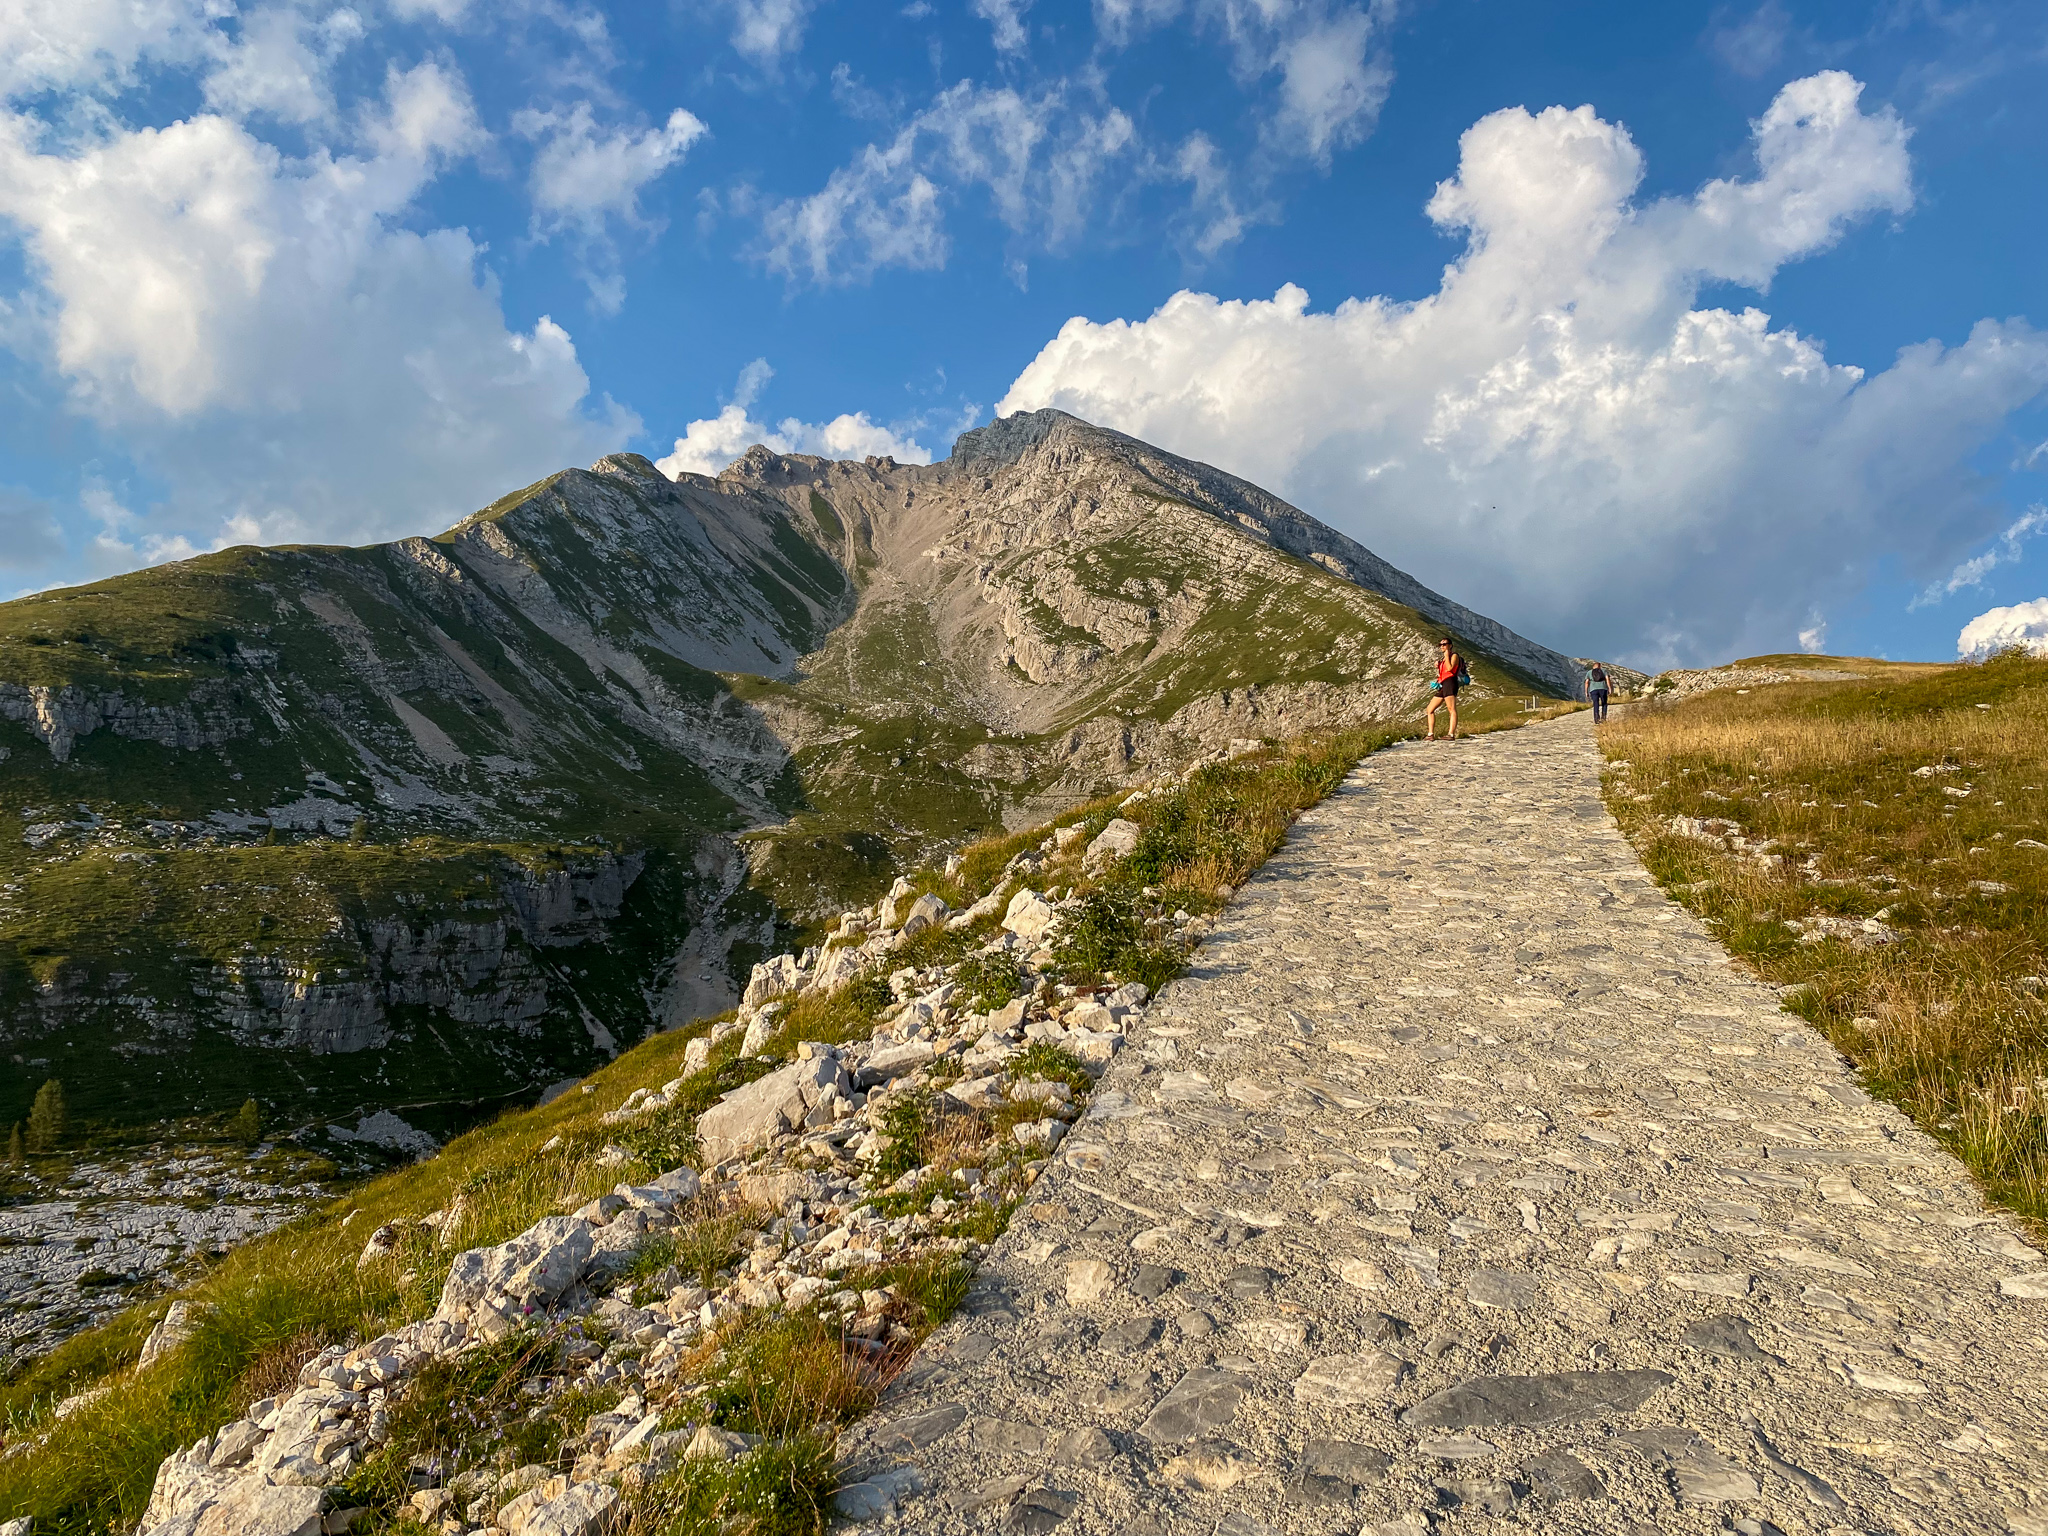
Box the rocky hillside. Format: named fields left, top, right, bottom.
left=0, top=410, right=1574, bottom=1139
left=713, top=411, right=1574, bottom=912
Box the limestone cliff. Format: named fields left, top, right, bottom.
left=0, top=412, right=1571, bottom=1137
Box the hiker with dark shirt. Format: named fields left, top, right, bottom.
left=1426, top=637, right=1466, bottom=740
left=1584, top=661, right=1611, bottom=723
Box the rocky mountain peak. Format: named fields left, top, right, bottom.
left=590, top=451, right=670, bottom=487
left=944, top=407, right=1110, bottom=469
left=0, top=409, right=1581, bottom=1147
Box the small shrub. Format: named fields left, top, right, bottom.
left=1118, top=813, right=1197, bottom=888
left=950, top=949, right=1023, bottom=1013
left=772, top=967, right=893, bottom=1051
left=338, top=1332, right=565, bottom=1514
left=632, top=1430, right=836, bottom=1536
left=674, top=1212, right=753, bottom=1292
left=859, top=1252, right=973, bottom=1329
left=870, top=1092, right=938, bottom=1185
left=1049, top=890, right=1144, bottom=983
left=1007, top=1044, right=1094, bottom=1099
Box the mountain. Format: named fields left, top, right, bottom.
left=0, top=409, right=1574, bottom=1139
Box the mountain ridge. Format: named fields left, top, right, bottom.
left=0, top=409, right=1574, bottom=1140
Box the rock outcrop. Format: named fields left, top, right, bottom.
left=1, top=411, right=1572, bottom=1144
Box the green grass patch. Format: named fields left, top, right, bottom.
left=1603, top=650, right=2048, bottom=1226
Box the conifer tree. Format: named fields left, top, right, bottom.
left=230, top=1098, right=265, bottom=1146
left=26, top=1079, right=66, bottom=1153
left=6, top=1122, right=22, bottom=1166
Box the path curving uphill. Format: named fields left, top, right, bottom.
left=836, top=712, right=2048, bottom=1535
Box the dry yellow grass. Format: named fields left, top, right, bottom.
left=1601, top=651, right=2048, bottom=1224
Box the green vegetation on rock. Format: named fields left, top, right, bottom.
left=26, top=1080, right=66, bottom=1153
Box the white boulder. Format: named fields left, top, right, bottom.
left=139, top=1299, right=199, bottom=1369
left=435, top=1216, right=595, bottom=1326
left=695, top=1054, right=850, bottom=1163
left=520, top=1483, right=620, bottom=1536
left=738, top=1002, right=785, bottom=1059
left=1002, top=888, right=1056, bottom=942
left=901, top=892, right=949, bottom=937
left=876, top=876, right=917, bottom=929
left=742, top=954, right=803, bottom=1008
left=1084, top=818, right=1142, bottom=874
left=192, top=1479, right=325, bottom=1536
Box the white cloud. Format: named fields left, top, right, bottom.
left=656, top=358, right=937, bottom=478
left=1174, top=132, right=1256, bottom=256
left=760, top=0, right=1382, bottom=285
left=1798, top=614, right=1827, bottom=653
left=516, top=101, right=707, bottom=309
left=81, top=478, right=201, bottom=573
left=0, top=0, right=227, bottom=99
left=1959, top=598, right=2048, bottom=660
left=521, top=104, right=707, bottom=235
left=974, top=0, right=1033, bottom=54
left=1267, top=6, right=1388, bottom=162
left=999, top=73, right=2048, bottom=668
left=386, top=0, right=471, bottom=20
left=725, top=0, right=813, bottom=63
left=0, top=59, right=483, bottom=413
left=0, top=57, right=632, bottom=568
left=1097, top=0, right=1393, bottom=163
left=1710, top=1, right=1791, bottom=78
left=201, top=4, right=367, bottom=126
left=756, top=79, right=1136, bottom=284
left=1911, top=506, right=2048, bottom=609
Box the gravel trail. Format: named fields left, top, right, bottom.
left=836, top=711, right=2048, bottom=1535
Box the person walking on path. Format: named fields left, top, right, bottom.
left=1584, top=661, right=1611, bottom=723
left=1426, top=637, right=1466, bottom=740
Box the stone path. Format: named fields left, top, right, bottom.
left=837, top=712, right=2048, bottom=1536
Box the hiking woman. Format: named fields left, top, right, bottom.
left=1584, top=661, right=1610, bottom=724
left=1427, top=637, right=1465, bottom=740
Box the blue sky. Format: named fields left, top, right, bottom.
left=0, top=0, right=2043, bottom=670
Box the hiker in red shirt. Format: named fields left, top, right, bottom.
left=1427, top=637, right=1466, bottom=740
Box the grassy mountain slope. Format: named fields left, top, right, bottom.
left=722, top=411, right=1571, bottom=918
left=0, top=457, right=844, bottom=1135
left=1603, top=650, right=2048, bottom=1224
left=1, top=414, right=1575, bottom=1139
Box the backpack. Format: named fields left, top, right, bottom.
left=1456, top=659, right=1470, bottom=687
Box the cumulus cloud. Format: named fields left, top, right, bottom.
left=974, top=0, right=1033, bottom=54
left=724, top=0, right=814, bottom=63
left=756, top=79, right=1135, bottom=284
left=1098, top=0, right=1393, bottom=163
left=516, top=101, right=708, bottom=310
left=0, top=0, right=225, bottom=99
left=1959, top=599, right=2048, bottom=660
left=0, top=55, right=633, bottom=567
left=201, top=4, right=367, bottom=126
left=655, top=359, right=937, bottom=478
left=999, top=72, right=2048, bottom=667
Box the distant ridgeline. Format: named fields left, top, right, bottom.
left=0, top=412, right=1577, bottom=1138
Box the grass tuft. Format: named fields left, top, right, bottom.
left=1601, top=650, right=2048, bottom=1226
